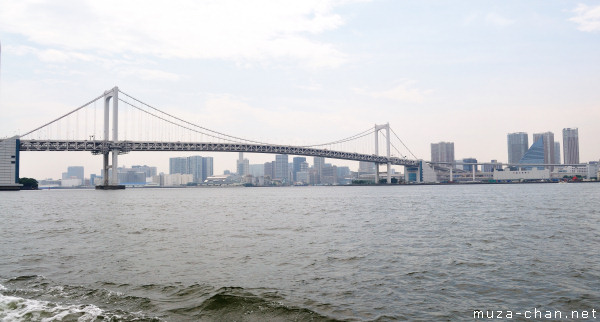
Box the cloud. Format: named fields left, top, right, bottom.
left=354, top=81, right=432, bottom=104
left=485, top=13, right=515, bottom=27
left=0, top=0, right=364, bottom=68
left=570, top=4, right=600, bottom=32
left=118, top=68, right=181, bottom=81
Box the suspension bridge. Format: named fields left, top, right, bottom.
left=1, top=87, right=422, bottom=189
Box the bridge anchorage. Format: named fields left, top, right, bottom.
left=7, top=86, right=421, bottom=189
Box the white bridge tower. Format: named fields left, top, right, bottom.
left=374, top=123, right=392, bottom=184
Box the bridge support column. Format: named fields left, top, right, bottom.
left=97, top=87, right=125, bottom=190
left=374, top=123, right=392, bottom=184
left=450, top=167, right=453, bottom=182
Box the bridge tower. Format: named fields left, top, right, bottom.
left=374, top=123, right=392, bottom=184
left=97, top=86, right=124, bottom=189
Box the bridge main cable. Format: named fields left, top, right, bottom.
left=118, top=89, right=270, bottom=145
left=20, top=93, right=106, bottom=137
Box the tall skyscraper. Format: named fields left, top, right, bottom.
left=313, top=157, right=325, bottom=176
left=554, top=142, right=561, bottom=166
left=169, top=157, right=188, bottom=174
left=188, top=156, right=204, bottom=183
left=236, top=152, right=249, bottom=176
left=169, top=156, right=213, bottom=182
left=507, top=132, right=528, bottom=164
left=563, top=128, right=579, bottom=164
left=62, top=166, right=84, bottom=181
left=264, top=161, right=275, bottom=179
left=275, top=154, right=289, bottom=181
left=431, top=142, right=455, bottom=165
left=533, top=132, right=555, bottom=167
left=202, top=157, right=213, bottom=181
left=292, top=157, right=306, bottom=181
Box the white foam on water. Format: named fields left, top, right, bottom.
left=0, top=284, right=6, bottom=291
left=0, top=293, right=104, bottom=322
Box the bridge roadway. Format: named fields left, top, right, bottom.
left=19, top=140, right=420, bottom=166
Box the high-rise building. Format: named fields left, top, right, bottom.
left=131, top=165, right=157, bottom=178
left=358, top=161, right=375, bottom=174
left=202, top=157, right=214, bottom=181
left=313, top=157, right=325, bottom=176
left=554, top=142, right=561, bottom=166
left=169, top=157, right=188, bottom=174
left=188, top=156, right=204, bottom=183
left=62, top=166, right=84, bottom=181
left=507, top=132, right=528, bottom=164
left=169, top=156, right=213, bottom=183
left=275, top=154, right=289, bottom=181
left=533, top=132, right=555, bottom=169
left=236, top=153, right=250, bottom=176
left=264, top=161, right=275, bottom=179
left=292, top=157, right=306, bottom=181
left=431, top=142, right=455, bottom=165
left=249, top=164, right=265, bottom=177
left=563, top=128, right=580, bottom=164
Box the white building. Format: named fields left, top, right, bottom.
left=493, top=168, right=550, bottom=181
left=61, top=178, right=83, bottom=187
left=152, top=173, right=194, bottom=186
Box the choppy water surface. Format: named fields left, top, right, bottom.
left=1, top=184, right=599, bottom=321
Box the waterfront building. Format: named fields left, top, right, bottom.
left=292, top=157, right=306, bottom=181
left=296, top=171, right=309, bottom=184
left=462, top=158, right=477, bottom=172
left=62, top=166, right=84, bottom=181
left=563, top=128, right=579, bottom=164
left=0, top=137, right=21, bottom=190
left=554, top=142, right=561, bottom=166
left=314, top=157, right=325, bottom=176
left=493, top=168, right=550, bottom=181
left=275, top=155, right=289, bottom=181
left=507, top=132, right=528, bottom=164
left=169, top=157, right=188, bottom=175
left=321, top=165, right=338, bottom=185
left=264, top=161, right=275, bottom=179
left=202, top=157, right=214, bottom=181
left=405, top=160, right=437, bottom=183
left=188, top=156, right=204, bottom=183
left=236, top=152, right=250, bottom=176
left=358, top=161, right=375, bottom=174
left=249, top=164, right=265, bottom=177
left=117, top=167, right=146, bottom=185
left=431, top=142, right=455, bottom=166
left=518, top=138, right=545, bottom=170
left=169, top=156, right=213, bottom=183
left=131, top=165, right=157, bottom=178
left=482, top=160, right=502, bottom=173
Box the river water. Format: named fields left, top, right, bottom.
left=1, top=183, right=599, bottom=321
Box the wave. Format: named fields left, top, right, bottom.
left=1, top=276, right=338, bottom=321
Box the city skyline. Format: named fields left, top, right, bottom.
left=1, top=1, right=599, bottom=179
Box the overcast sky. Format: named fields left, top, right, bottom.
left=1, top=0, right=599, bottom=179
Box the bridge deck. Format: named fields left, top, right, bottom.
left=19, top=140, right=419, bottom=166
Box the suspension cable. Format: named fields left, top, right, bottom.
left=118, top=98, right=244, bottom=144
left=390, top=127, right=418, bottom=160
left=300, top=127, right=375, bottom=147
left=118, top=89, right=270, bottom=145
left=20, top=93, right=105, bottom=137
